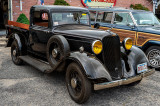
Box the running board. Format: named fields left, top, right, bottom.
left=19, top=55, right=52, bottom=73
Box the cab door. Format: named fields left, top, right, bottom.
left=29, top=10, right=52, bottom=53
left=112, top=12, right=137, bottom=44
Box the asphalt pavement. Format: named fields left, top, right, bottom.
left=0, top=47, right=160, bottom=106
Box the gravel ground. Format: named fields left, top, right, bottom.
left=0, top=47, right=160, bottom=106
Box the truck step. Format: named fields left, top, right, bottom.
left=19, top=55, right=52, bottom=73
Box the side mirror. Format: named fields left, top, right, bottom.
left=127, top=23, right=135, bottom=29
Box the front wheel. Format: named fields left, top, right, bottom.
left=66, top=63, right=92, bottom=104
left=145, top=46, right=160, bottom=69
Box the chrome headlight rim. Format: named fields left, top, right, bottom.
left=92, top=40, right=103, bottom=55
left=122, top=37, right=133, bottom=50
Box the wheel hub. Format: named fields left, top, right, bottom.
left=71, top=78, right=77, bottom=89
left=148, top=49, right=160, bottom=67
left=13, top=49, right=16, bottom=56
left=52, top=48, right=58, bottom=58
left=156, top=55, right=160, bottom=61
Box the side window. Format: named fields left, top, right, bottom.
left=114, top=13, right=133, bottom=26
left=103, top=12, right=113, bottom=23
left=97, top=12, right=104, bottom=22
left=33, top=11, right=49, bottom=27
left=90, top=11, right=97, bottom=21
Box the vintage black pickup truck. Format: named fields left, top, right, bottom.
left=6, top=5, right=155, bottom=103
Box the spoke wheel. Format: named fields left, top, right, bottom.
left=69, top=70, right=82, bottom=97
left=11, top=41, right=23, bottom=65
left=66, top=63, right=91, bottom=104
left=49, top=42, right=63, bottom=65
left=47, top=35, right=70, bottom=69
left=146, top=46, right=160, bottom=69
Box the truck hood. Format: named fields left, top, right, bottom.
left=54, top=25, right=114, bottom=40
left=137, top=26, right=160, bottom=35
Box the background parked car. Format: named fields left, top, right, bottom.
left=89, top=8, right=160, bottom=69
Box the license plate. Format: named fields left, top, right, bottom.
left=137, top=63, right=147, bottom=73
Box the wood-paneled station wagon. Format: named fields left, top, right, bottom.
left=6, top=5, right=155, bottom=103
left=89, top=8, right=160, bottom=69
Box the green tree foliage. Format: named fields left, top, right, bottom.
left=54, top=0, right=70, bottom=6
left=130, top=4, right=149, bottom=11
left=16, top=13, right=29, bottom=25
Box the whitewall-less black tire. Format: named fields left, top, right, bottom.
left=66, top=62, right=92, bottom=104
left=11, top=40, right=23, bottom=65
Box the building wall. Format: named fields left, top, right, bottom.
left=12, top=0, right=83, bottom=21
left=13, top=0, right=36, bottom=21
left=115, top=0, right=153, bottom=11
left=12, top=0, right=153, bottom=22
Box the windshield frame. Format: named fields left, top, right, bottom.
left=51, top=11, right=91, bottom=28
left=131, top=11, right=160, bottom=26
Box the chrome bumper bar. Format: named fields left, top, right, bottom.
left=94, top=68, right=155, bottom=90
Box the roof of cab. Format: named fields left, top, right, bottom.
left=31, top=5, right=89, bottom=12
left=88, top=7, right=152, bottom=13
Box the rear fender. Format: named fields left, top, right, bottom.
left=7, top=33, right=22, bottom=48
left=67, top=52, right=112, bottom=81
left=7, top=33, right=26, bottom=55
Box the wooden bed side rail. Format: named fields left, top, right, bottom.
left=8, top=20, right=29, bottom=30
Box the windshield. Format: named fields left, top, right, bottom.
left=132, top=12, right=160, bottom=26
left=52, top=12, right=90, bottom=26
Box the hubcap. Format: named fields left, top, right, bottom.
left=156, top=55, right=160, bottom=61
left=52, top=48, right=58, bottom=58
left=147, top=49, right=160, bottom=68
left=71, top=78, right=77, bottom=89
left=13, top=49, right=16, bottom=56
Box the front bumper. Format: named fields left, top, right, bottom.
left=94, top=68, right=155, bottom=90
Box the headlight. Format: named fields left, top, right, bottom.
left=92, top=40, right=103, bottom=54
left=122, top=38, right=133, bottom=50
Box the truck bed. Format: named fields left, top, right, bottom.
left=7, top=20, right=29, bottom=30
left=6, top=21, right=29, bottom=38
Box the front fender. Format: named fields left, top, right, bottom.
left=121, top=46, right=149, bottom=76
left=67, top=52, right=112, bottom=81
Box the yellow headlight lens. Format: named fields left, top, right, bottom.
left=124, top=38, right=133, bottom=50
left=92, top=40, right=103, bottom=55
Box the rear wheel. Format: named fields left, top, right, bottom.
left=11, top=40, right=23, bottom=65
left=145, top=46, right=160, bottom=70
left=66, top=63, right=92, bottom=104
